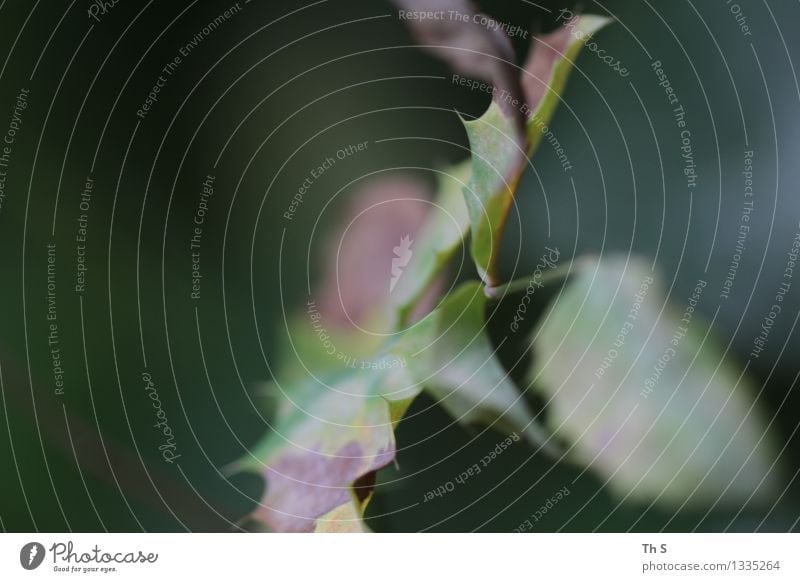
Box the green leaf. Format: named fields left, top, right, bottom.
left=529, top=257, right=780, bottom=507
left=241, top=281, right=553, bottom=531
left=240, top=13, right=617, bottom=532
left=390, top=160, right=471, bottom=325
left=462, top=102, right=527, bottom=286
left=238, top=362, right=419, bottom=532
left=522, top=15, right=612, bottom=149
left=406, top=281, right=554, bottom=453
left=463, top=15, right=612, bottom=286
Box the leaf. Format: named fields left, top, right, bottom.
left=238, top=363, right=419, bottom=532
left=406, top=281, right=555, bottom=453
left=522, top=15, right=612, bottom=149
left=463, top=15, right=612, bottom=286
left=316, top=175, right=432, bottom=328
left=390, top=6, right=611, bottom=288
left=390, top=159, right=472, bottom=324
left=240, top=13, right=617, bottom=532
left=390, top=0, right=524, bottom=122
left=314, top=502, right=371, bottom=533
left=461, top=101, right=527, bottom=285
left=241, top=281, right=552, bottom=531
left=529, top=256, right=780, bottom=507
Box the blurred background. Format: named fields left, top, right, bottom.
left=1, top=0, right=799, bottom=531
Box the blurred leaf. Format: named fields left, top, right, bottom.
left=390, top=0, right=524, bottom=121
left=239, top=362, right=419, bottom=532
left=241, top=12, right=616, bottom=532
left=529, top=256, right=780, bottom=507
left=242, top=280, right=556, bottom=531
left=390, top=160, right=471, bottom=324
left=317, top=176, right=431, bottom=328
left=314, top=502, right=371, bottom=533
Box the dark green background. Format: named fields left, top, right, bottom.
left=0, top=0, right=799, bottom=531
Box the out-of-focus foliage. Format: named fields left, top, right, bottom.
left=242, top=10, right=612, bottom=532
left=530, top=257, right=780, bottom=506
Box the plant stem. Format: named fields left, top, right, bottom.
left=484, top=263, right=572, bottom=300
